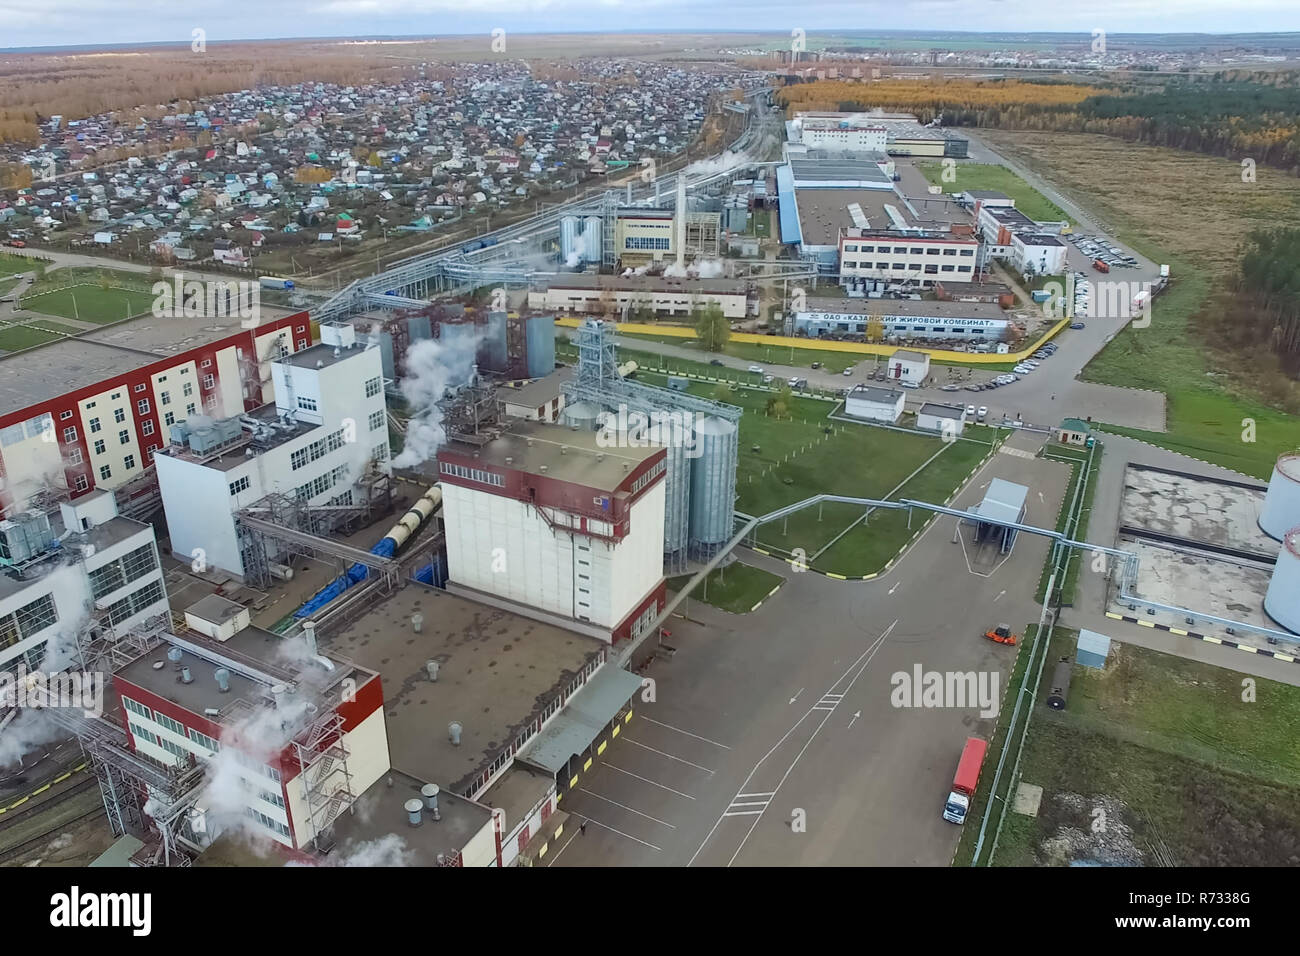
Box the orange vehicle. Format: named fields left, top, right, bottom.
left=983, top=623, right=1018, bottom=645
left=1092, top=257, right=1110, bottom=273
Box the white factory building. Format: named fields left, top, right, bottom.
left=1009, top=232, right=1068, bottom=277
left=528, top=274, right=748, bottom=320
left=0, top=490, right=168, bottom=673
left=838, top=229, right=980, bottom=288
left=916, top=402, right=967, bottom=436
left=886, top=349, right=931, bottom=384
left=156, top=325, right=390, bottom=580
left=437, top=420, right=668, bottom=644
left=845, top=385, right=906, bottom=424
left=789, top=113, right=889, bottom=153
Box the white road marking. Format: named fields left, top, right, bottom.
left=603, top=763, right=696, bottom=800
left=582, top=815, right=662, bottom=851
left=689, top=620, right=897, bottom=867
left=993, top=589, right=1006, bottom=602
left=545, top=828, right=581, bottom=866
left=578, top=788, right=676, bottom=828
left=638, top=716, right=731, bottom=750
left=888, top=582, right=899, bottom=595
left=789, top=688, right=804, bottom=705
left=624, top=739, right=715, bottom=774
left=848, top=710, right=861, bottom=729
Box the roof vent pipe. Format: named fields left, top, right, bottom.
left=422, top=783, right=441, bottom=821
left=411, top=613, right=423, bottom=633
left=214, top=668, right=230, bottom=693
left=426, top=660, right=439, bottom=682
left=302, top=620, right=317, bottom=656
left=448, top=721, right=462, bottom=746
left=167, top=647, right=183, bottom=669
left=180, top=667, right=193, bottom=685
left=405, top=798, right=423, bottom=826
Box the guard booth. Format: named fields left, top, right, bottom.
left=972, top=478, right=1029, bottom=554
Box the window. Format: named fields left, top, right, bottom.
left=85, top=401, right=96, bottom=409
left=371, top=442, right=387, bottom=463
left=160, top=391, right=171, bottom=406
left=183, top=381, right=193, bottom=397
left=892, top=264, right=905, bottom=271
left=188, top=729, right=220, bottom=753
left=290, top=448, right=308, bottom=470
left=910, top=247, right=923, bottom=255
left=154, top=711, right=186, bottom=737
left=103, top=578, right=165, bottom=626
left=124, top=455, right=136, bottom=470
left=62, top=426, right=77, bottom=443
left=114, top=408, right=125, bottom=423
left=123, top=697, right=153, bottom=721
left=941, top=264, right=955, bottom=272
left=297, top=339, right=308, bottom=350
left=93, top=439, right=106, bottom=455
left=229, top=476, right=250, bottom=496
left=893, top=246, right=907, bottom=254
left=876, top=262, right=888, bottom=270
left=186, top=403, right=196, bottom=416
left=957, top=265, right=972, bottom=273
left=925, top=264, right=938, bottom=274
left=942, top=248, right=957, bottom=256
left=137, top=399, right=150, bottom=414
left=439, top=462, right=504, bottom=487
left=908, top=264, right=922, bottom=271
left=844, top=244, right=857, bottom=253
left=201, top=358, right=212, bottom=369
left=180, top=367, right=189, bottom=375
left=142, top=420, right=154, bottom=436
left=60, top=410, right=73, bottom=421
left=630, top=459, right=666, bottom=494
left=119, top=429, right=130, bottom=445
left=67, top=448, right=83, bottom=465
left=163, top=412, right=175, bottom=426
left=134, top=383, right=146, bottom=393
left=297, top=397, right=318, bottom=412
left=365, top=377, right=381, bottom=398
left=74, top=475, right=88, bottom=492
left=89, top=417, right=101, bottom=434
left=111, top=392, right=121, bottom=401
left=959, top=249, right=974, bottom=257
left=295, top=324, right=306, bottom=333
left=205, top=397, right=218, bottom=411
left=927, top=248, right=941, bottom=256
left=842, top=261, right=856, bottom=270
left=368, top=410, right=384, bottom=432
left=2, top=593, right=58, bottom=643
left=129, top=723, right=158, bottom=747
left=202, top=374, right=214, bottom=389
left=99, top=465, right=112, bottom=480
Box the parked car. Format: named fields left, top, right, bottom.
left=965, top=384, right=981, bottom=392
left=977, top=406, right=988, bottom=421
left=748, top=365, right=764, bottom=374
left=762, top=374, right=775, bottom=384
left=710, top=359, right=724, bottom=366
left=843, top=367, right=853, bottom=376
left=811, top=362, right=822, bottom=370
left=966, top=405, right=977, bottom=417
left=1070, top=322, right=1086, bottom=330
left=940, top=384, right=960, bottom=392
left=900, top=381, right=920, bottom=390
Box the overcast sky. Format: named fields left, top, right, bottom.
left=0, top=1, right=1293, bottom=51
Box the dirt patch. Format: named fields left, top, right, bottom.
left=1038, top=792, right=1143, bottom=867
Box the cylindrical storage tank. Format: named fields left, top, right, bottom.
left=525, top=315, right=556, bottom=378
left=1046, top=660, right=1072, bottom=710
left=1259, top=454, right=1300, bottom=540
left=560, top=216, right=580, bottom=264
left=688, top=416, right=738, bottom=557
left=561, top=400, right=602, bottom=430
left=1265, top=526, right=1300, bottom=633
left=479, top=311, right=508, bottom=372
left=583, top=216, right=603, bottom=264
left=658, top=412, right=693, bottom=565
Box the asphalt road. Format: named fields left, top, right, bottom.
left=551, top=430, right=1069, bottom=866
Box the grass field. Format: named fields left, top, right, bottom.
left=20, top=284, right=155, bottom=324
left=0, top=325, right=62, bottom=351
left=972, top=628, right=1300, bottom=867
left=980, top=129, right=1300, bottom=479
left=916, top=161, right=1071, bottom=224
left=623, top=359, right=997, bottom=575
left=666, top=562, right=784, bottom=614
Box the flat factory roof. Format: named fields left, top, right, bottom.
left=847, top=385, right=904, bottom=404
left=543, top=273, right=746, bottom=296
left=0, top=306, right=301, bottom=412
left=976, top=477, right=1029, bottom=525
left=796, top=189, right=915, bottom=246
left=446, top=419, right=662, bottom=494
left=918, top=402, right=965, bottom=419
left=500, top=367, right=574, bottom=408
left=1124, top=536, right=1274, bottom=632
left=1119, top=465, right=1274, bottom=558
left=320, top=585, right=606, bottom=796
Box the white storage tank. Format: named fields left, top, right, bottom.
left=688, top=416, right=739, bottom=557
left=1264, top=526, right=1300, bottom=633
left=561, top=400, right=603, bottom=430
left=1259, top=454, right=1300, bottom=540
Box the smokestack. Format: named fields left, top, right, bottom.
left=675, top=173, right=687, bottom=270
left=303, top=620, right=317, bottom=656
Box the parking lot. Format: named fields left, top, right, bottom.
left=548, top=431, right=1070, bottom=867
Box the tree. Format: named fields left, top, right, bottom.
left=693, top=301, right=730, bottom=352
left=765, top=384, right=792, bottom=419
left=865, top=316, right=884, bottom=342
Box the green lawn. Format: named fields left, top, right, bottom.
left=615, top=331, right=862, bottom=374
left=666, top=562, right=784, bottom=614
left=975, top=628, right=1300, bottom=867
left=20, top=284, right=155, bottom=324
left=0, top=325, right=61, bottom=351
left=916, top=162, right=1071, bottom=224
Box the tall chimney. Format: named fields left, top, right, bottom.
left=675, top=173, right=687, bottom=270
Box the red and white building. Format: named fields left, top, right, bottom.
left=437, top=420, right=667, bottom=644
left=0, top=308, right=311, bottom=517
left=839, top=228, right=980, bottom=288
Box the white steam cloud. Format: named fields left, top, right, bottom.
left=392, top=332, right=484, bottom=468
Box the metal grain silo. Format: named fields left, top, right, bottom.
left=653, top=407, right=694, bottom=568
left=1264, top=526, right=1300, bottom=633
left=479, top=311, right=508, bottom=372
left=582, top=216, right=603, bottom=264
left=525, top=315, right=556, bottom=378
left=560, top=216, right=581, bottom=264
left=561, top=400, right=603, bottom=430
left=688, top=415, right=738, bottom=557
left=1259, top=454, right=1300, bottom=540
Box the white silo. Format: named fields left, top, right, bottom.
left=1259, top=453, right=1300, bottom=540
left=1264, top=526, right=1300, bottom=633
left=560, top=400, right=603, bottom=430
left=582, top=216, right=603, bottom=264
left=560, top=216, right=581, bottom=265
left=688, top=415, right=739, bottom=558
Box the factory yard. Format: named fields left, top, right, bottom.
left=986, top=628, right=1300, bottom=867
left=549, top=431, right=1067, bottom=866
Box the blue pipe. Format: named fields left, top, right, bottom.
left=292, top=535, right=398, bottom=618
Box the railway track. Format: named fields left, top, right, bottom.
left=0, top=776, right=105, bottom=864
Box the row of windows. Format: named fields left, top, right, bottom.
left=625, top=236, right=671, bottom=250
left=189, top=728, right=220, bottom=753
left=235, top=750, right=282, bottom=783
left=104, top=578, right=166, bottom=627
left=229, top=475, right=251, bottom=496
left=368, top=409, right=385, bottom=432
left=439, top=462, right=505, bottom=487
left=630, top=459, right=666, bottom=495
left=297, top=397, right=318, bottom=412
left=86, top=542, right=159, bottom=600
left=153, top=710, right=186, bottom=738
left=0, top=593, right=58, bottom=648
left=290, top=429, right=346, bottom=471
left=845, top=244, right=975, bottom=256
left=365, top=377, right=382, bottom=398
left=294, top=464, right=349, bottom=502
left=843, top=262, right=973, bottom=274
left=246, top=807, right=291, bottom=838
left=122, top=696, right=153, bottom=722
